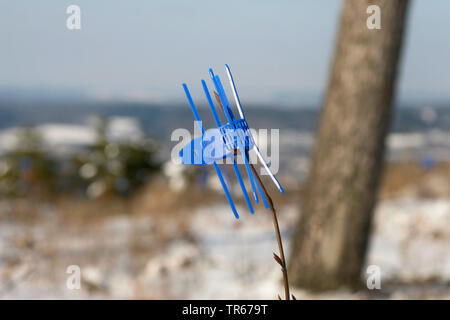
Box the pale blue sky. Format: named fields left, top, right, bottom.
left=0, top=0, right=449, bottom=105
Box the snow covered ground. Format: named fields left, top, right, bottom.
left=0, top=196, right=448, bottom=299
left=0, top=117, right=144, bottom=156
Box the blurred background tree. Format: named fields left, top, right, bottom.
left=0, top=127, right=57, bottom=197
left=289, top=0, right=411, bottom=291
left=73, top=117, right=161, bottom=199
left=0, top=118, right=162, bottom=200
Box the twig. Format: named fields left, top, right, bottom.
left=213, top=91, right=291, bottom=300
left=248, top=163, right=290, bottom=300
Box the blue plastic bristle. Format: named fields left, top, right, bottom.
left=180, top=66, right=284, bottom=218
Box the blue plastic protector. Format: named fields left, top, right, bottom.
left=181, top=66, right=284, bottom=217
left=225, top=64, right=246, bottom=119
left=202, top=79, right=254, bottom=214
left=202, top=80, right=221, bottom=126
left=211, top=74, right=260, bottom=204
left=255, top=171, right=270, bottom=209
left=214, top=75, right=235, bottom=122
left=236, top=134, right=261, bottom=206
left=182, top=83, right=239, bottom=219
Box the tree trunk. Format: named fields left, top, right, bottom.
left=289, top=0, right=410, bottom=291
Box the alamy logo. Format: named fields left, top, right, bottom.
left=170, top=122, right=280, bottom=175
left=366, top=5, right=381, bottom=30
left=366, top=265, right=381, bottom=289
left=66, top=5, right=81, bottom=30
left=66, top=265, right=81, bottom=290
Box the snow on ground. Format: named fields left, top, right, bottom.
left=0, top=197, right=449, bottom=299
left=0, top=117, right=144, bottom=156
left=369, top=198, right=450, bottom=282
left=143, top=199, right=450, bottom=299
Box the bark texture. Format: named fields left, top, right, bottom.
left=289, top=0, right=410, bottom=291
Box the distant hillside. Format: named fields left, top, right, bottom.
left=1, top=99, right=450, bottom=143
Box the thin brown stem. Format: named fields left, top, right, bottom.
left=214, top=92, right=291, bottom=299
left=249, top=163, right=290, bottom=300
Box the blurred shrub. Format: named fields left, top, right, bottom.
left=0, top=118, right=161, bottom=199
left=0, top=128, right=57, bottom=197
left=72, top=118, right=161, bottom=198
